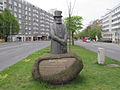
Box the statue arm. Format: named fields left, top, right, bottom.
left=61, top=25, right=67, bottom=45
left=50, top=26, right=64, bottom=44
left=56, top=25, right=67, bottom=46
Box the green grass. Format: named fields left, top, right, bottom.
left=0, top=45, right=120, bottom=90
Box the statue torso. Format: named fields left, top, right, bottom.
left=53, top=23, right=65, bottom=39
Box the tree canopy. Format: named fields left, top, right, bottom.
left=64, top=16, right=83, bottom=33
left=64, top=16, right=83, bottom=45
left=0, top=9, right=20, bottom=41
left=0, top=13, right=4, bottom=38
left=88, top=27, right=102, bottom=40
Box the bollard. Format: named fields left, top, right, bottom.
left=98, top=48, right=105, bottom=64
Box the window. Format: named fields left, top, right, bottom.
left=19, top=3, right=21, bottom=8
left=9, top=0, right=12, bottom=4
left=19, top=25, right=22, bottom=29
left=14, top=7, right=17, bottom=12
left=9, top=5, right=12, bottom=10
left=29, top=8, right=31, bottom=11
left=25, top=11, right=28, bottom=15
left=29, top=17, right=31, bottom=20
left=25, top=7, right=28, bottom=10
left=29, top=13, right=31, bottom=16
left=14, top=13, right=17, bottom=17
left=14, top=1, right=17, bottom=6
left=19, top=14, right=21, bottom=18
left=29, top=27, right=31, bottom=30
left=0, top=6, right=3, bottom=11
left=19, top=9, right=22, bottom=13
left=29, top=31, right=31, bottom=34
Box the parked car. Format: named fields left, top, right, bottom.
left=86, top=39, right=91, bottom=43
left=82, top=38, right=87, bottom=42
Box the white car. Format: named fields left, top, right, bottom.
left=86, top=39, right=91, bottom=43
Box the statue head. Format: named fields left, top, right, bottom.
left=54, top=10, right=62, bottom=24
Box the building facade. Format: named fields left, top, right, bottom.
left=101, top=3, right=120, bottom=43
left=0, top=0, right=54, bottom=41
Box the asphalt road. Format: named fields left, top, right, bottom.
left=75, top=40, right=120, bottom=61
left=0, top=41, right=50, bottom=71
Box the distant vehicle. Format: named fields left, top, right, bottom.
left=86, top=39, right=91, bottom=43
left=82, top=38, right=87, bottom=42
left=81, top=38, right=91, bottom=43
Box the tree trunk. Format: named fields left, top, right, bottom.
left=5, top=36, right=8, bottom=42
left=72, top=31, right=74, bottom=45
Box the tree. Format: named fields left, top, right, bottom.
left=0, top=13, right=4, bottom=39
left=88, top=27, right=102, bottom=40
left=78, top=31, right=87, bottom=39
left=64, top=16, right=83, bottom=45
left=2, top=9, right=20, bottom=42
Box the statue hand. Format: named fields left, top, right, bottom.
left=60, top=39, right=67, bottom=46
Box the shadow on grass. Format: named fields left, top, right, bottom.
left=32, top=75, right=86, bottom=90
left=70, top=75, right=85, bottom=85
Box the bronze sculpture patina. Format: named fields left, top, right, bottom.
left=50, top=11, right=67, bottom=54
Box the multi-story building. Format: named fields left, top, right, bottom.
left=0, top=0, right=54, bottom=41
left=101, top=3, right=120, bottom=43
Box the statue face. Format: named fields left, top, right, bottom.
left=54, top=17, right=62, bottom=24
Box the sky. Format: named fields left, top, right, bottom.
left=26, top=0, right=120, bottom=29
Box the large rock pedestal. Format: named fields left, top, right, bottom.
left=32, top=53, right=83, bottom=85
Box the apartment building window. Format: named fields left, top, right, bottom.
left=19, top=32, right=22, bottom=34
left=29, top=23, right=31, bottom=25
left=9, top=0, right=12, bottom=4
left=4, top=3, right=6, bottom=8
left=34, top=31, right=38, bottom=34
left=25, top=7, right=28, bottom=10
left=19, top=14, right=22, bottom=18
left=29, top=31, right=31, bottom=34
left=25, top=26, right=28, bottom=29
left=25, top=11, right=28, bottom=15
left=14, top=7, right=17, bottom=12
left=14, top=2, right=17, bottom=6
left=9, top=5, right=12, bottom=10
left=19, top=20, right=22, bottom=24
left=0, top=6, right=3, bottom=11
left=19, top=9, right=22, bottom=13
left=29, top=13, right=31, bottom=16
left=19, top=25, right=22, bottom=29
left=29, top=17, right=31, bottom=20
left=29, top=8, right=31, bottom=11
left=25, top=15, right=27, bottom=19
left=19, top=3, right=21, bottom=8
left=29, top=27, right=31, bottom=30
left=14, top=13, right=17, bottom=17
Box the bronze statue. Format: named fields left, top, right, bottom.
left=50, top=11, right=67, bottom=54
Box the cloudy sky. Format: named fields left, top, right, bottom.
left=26, top=0, right=120, bottom=28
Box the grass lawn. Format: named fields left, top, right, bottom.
left=0, top=45, right=120, bottom=90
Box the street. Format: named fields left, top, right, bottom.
left=0, top=41, right=50, bottom=71
left=75, top=40, right=120, bottom=61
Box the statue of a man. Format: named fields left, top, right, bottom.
left=50, top=11, right=67, bottom=54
